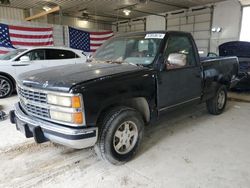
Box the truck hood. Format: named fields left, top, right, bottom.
left=18, top=62, right=146, bottom=92
left=219, top=41, right=250, bottom=58
left=219, top=41, right=250, bottom=72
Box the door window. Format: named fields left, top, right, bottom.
left=164, top=35, right=196, bottom=70
left=45, top=49, right=78, bottom=60
left=17, top=49, right=45, bottom=61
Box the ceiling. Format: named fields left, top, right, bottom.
left=239, top=0, right=250, bottom=5
left=1, top=0, right=226, bottom=23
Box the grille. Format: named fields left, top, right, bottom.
left=18, top=86, right=50, bottom=118
left=20, top=99, right=50, bottom=118
left=18, top=86, right=47, bottom=104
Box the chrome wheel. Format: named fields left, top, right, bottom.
left=217, top=90, right=226, bottom=109
left=113, top=121, right=138, bottom=155
left=0, top=78, right=11, bottom=98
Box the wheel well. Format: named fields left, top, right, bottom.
left=218, top=74, right=232, bottom=88
left=97, top=97, right=150, bottom=125
left=0, top=72, right=16, bottom=88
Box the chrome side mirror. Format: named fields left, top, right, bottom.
left=167, top=53, right=187, bottom=66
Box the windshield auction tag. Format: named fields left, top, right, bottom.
left=145, top=33, right=165, bottom=39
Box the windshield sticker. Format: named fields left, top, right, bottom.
left=145, top=33, right=165, bottom=39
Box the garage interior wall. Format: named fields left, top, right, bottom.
left=0, top=6, right=112, bottom=30
left=112, top=0, right=242, bottom=54
left=149, top=0, right=242, bottom=54
left=0, top=6, right=24, bottom=20
left=166, top=7, right=212, bottom=56
left=0, top=0, right=242, bottom=53
left=146, top=15, right=166, bottom=31
left=48, top=14, right=112, bottom=30
left=0, top=7, right=112, bottom=47
left=0, top=17, right=65, bottom=46
left=113, top=19, right=146, bottom=32
left=210, top=0, right=242, bottom=53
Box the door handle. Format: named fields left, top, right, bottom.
left=12, top=64, right=29, bottom=66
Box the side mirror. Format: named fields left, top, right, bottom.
left=86, top=54, right=93, bottom=63
left=167, top=53, right=187, bottom=66
left=207, top=52, right=218, bottom=57
left=19, top=56, right=30, bottom=62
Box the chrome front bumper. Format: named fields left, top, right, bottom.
left=10, top=103, right=98, bottom=149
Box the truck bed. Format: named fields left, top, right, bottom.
left=200, top=56, right=239, bottom=100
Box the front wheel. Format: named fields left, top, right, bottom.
left=95, top=107, right=144, bottom=165
left=206, top=85, right=227, bottom=115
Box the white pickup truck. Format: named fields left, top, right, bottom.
left=0, top=46, right=86, bottom=98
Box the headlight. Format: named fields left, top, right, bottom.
left=50, top=111, right=84, bottom=124
left=47, top=94, right=81, bottom=108
left=47, top=94, right=84, bottom=125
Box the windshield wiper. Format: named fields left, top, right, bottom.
left=125, top=62, right=144, bottom=67
left=106, top=60, right=123, bottom=64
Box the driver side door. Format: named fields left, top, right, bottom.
left=157, top=34, right=202, bottom=112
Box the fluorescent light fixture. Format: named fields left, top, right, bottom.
left=216, top=27, right=222, bottom=32
left=212, top=27, right=222, bottom=33
left=123, top=9, right=131, bottom=16
left=43, top=6, right=52, bottom=12
left=95, top=70, right=100, bottom=74
left=79, top=20, right=88, bottom=24
left=198, top=50, right=205, bottom=54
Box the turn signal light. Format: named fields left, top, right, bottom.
left=73, top=112, right=84, bottom=124
left=72, top=96, right=81, bottom=108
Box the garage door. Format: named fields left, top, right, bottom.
left=167, top=7, right=212, bottom=57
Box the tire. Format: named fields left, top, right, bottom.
left=0, top=76, right=13, bottom=99
left=206, top=85, right=227, bottom=115
left=95, top=106, right=144, bottom=165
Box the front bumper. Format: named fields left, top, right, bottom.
left=10, top=103, right=98, bottom=149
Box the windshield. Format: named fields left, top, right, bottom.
left=93, top=33, right=164, bottom=66
left=0, top=49, right=26, bottom=60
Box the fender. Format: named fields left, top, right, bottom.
left=72, top=70, right=157, bottom=126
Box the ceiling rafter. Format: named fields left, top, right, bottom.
left=0, top=0, right=225, bottom=23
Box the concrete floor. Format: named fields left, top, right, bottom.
left=228, top=91, right=250, bottom=102
left=0, top=95, right=250, bottom=188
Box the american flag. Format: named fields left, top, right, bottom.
left=0, top=23, right=53, bottom=54
left=69, top=26, right=113, bottom=52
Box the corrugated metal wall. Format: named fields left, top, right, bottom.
left=0, top=6, right=24, bottom=20
left=49, top=15, right=112, bottom=31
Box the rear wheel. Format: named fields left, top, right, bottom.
left=95, top=107, right=144, bottom=165
left=0, top=76, right=13, bottom=99
left=206, top=85, right=227, bottom=115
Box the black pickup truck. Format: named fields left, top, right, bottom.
left=10, top=31, right=239, bottom=165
